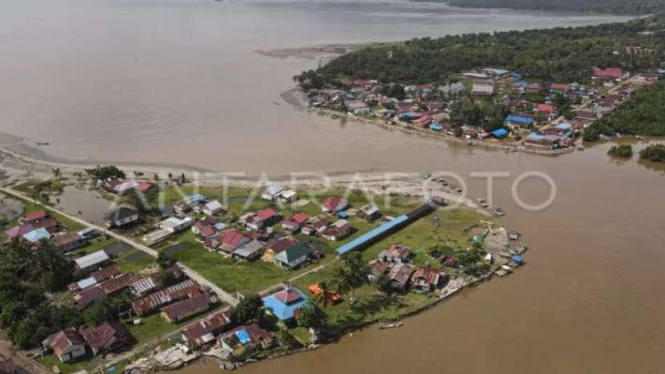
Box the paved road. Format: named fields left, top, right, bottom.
left=0, top=186, right=239, bottom=307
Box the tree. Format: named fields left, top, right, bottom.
left=85, top=165, right=125, bottom=180
left=298, top=300, right=328, bottom=334
left=157, top=252, right=175, bottom=269
left=608, top=144, right=633, bottom=158
left=51, top=168, right=61, bottom=180
left=640, top=144, right=665, bottom=162
left=312, top=281, right=335, bottom=308
left=230, top=294, right=264, bottom=324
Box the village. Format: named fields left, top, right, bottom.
left=0, top=170, right=529, bottom=374
left=304, top=66, right=662, bottom=152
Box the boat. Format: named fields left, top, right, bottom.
left=379, top=322, right=403, bottom=330
left=516, top=245, right=528, bottom=255
left=37, top=142, right=50, bottom=146
left=636, top=135, right=645, bottom=141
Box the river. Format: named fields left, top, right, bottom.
left=3, top=1, right=665, bottom=374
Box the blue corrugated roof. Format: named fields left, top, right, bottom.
left=556, top=122, right=572, bottom=130
left=506, top=115, right=535, bottom=125
left=22, top=228, right=51, bottom=243
left=492, top=128, right=509, bottom=139
left=262, top=288, right=308, bottom=321
left=235, top=329, right=251, bottom=344
left=336, top=214, right=410, bottom=255
left=527, top=133, right=545, bottom=140
left=430, top=123, right=443, bottom=131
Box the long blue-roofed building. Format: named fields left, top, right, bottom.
left=336, top=199, right=444, bottom=256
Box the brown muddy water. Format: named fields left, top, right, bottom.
left=170, top=140, right=665, bottom=374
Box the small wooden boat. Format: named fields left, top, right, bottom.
left=379, top=322, right=403, bottom=330
left=37, top=142, right=50, bottom=146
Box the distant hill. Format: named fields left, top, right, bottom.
left=416, top=0, right=665, bottom=15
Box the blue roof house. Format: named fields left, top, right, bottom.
left=262, top=287, right=308, bottom=324
left=22, top=227, right=51, bottom=243
left=491, top=128, right=509, bottom=139
left=505, top=115, right=535, bottom=127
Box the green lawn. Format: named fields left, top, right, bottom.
left=124, top=313, right=175, bottom=344
left=38, top=354, right=89, bottom=374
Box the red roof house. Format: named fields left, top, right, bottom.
left=593, top=66, right=624, bottom=80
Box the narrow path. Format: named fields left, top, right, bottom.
left=0, top=186, right=239, bottom=307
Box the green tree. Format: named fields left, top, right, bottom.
left=298, top=300, right=328, bottom=333
left=230, top=294, right=264, bottom=324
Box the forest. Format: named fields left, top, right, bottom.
left=295, top=16, right=665, bottom=88
left=584, top=81, right=665, bottom=140
left=419, top=0, right=665, bottom=15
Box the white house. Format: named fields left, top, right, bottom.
left=262, top=184, right=284, bottom=201
left=42, top=329, right=87, bottom=363
left=203, top=200, right=224, bottom=216
left=159, top=217, right=194, bottom=233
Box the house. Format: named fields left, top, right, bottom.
left=217, top=230, right=251, bottom=253
left=159, top=217, right=194, bottom=233
left=22, top=227, right=51, bottom=244
left=387, top=263, right=416, bottom=292
left=277, top=189, right=298, bottom=204
left=218, top=324, right=274, bottom=359
left=5, top=224, right=35, bottom=240
left=320, top=220, right=353, bottom=241
left=592, top=66, right=624, bottom=81
left=550, top=83, right=571, bottom=93
left=232, top=239, right=266, bottom=261
left=321, top=197, right=348, bottom=214
left=535, top=103, right=557, bottom=117
left=367, top=259, right=391, bottom=281
left=202, top=200, right=224, bottom=216
left=19, top=210, right=47, bottom=225
left=105, top=207, right=139, bottom=228
left=246, top=208, right=280, bottom=231
left=574, top=109, right=596, bottom=121
left=131, top=279, right=199, bottom=316
left=129, top=277, right=159, bottom=297
left=347, top=101, right=371, bottom=115
left=262, top=286, right=308, bottom=323
left=174, top=194, right=207, bottom=214
left=301, top=214, right=329, bottom=236
left=491, top=128, right=509, bottom=139
left=471, top=82, right=494, bottom=96
left=80, top=321, right=130, bottom=356
left=77, top=228, right=98, bottom=241
left=0, top=356, right=19, bottom=374
left=273, top=242, right=313, bottom=269
left=142, top=229, right=172, bottom=246
left=112, top=180, right=153, bottom=195
left=74, top=250, right=110, bottom=271
left=52, top=232, right=85, bottom=253
left=378, top=244, right=412, bottom=264
left=411, top=266, right=448, bottom=292
left=161, top=294, right=214, bottom=323
left=73, top=285, right=107, bottom=310
left=281, top=213, right=309, bottom=233
left=262, top=236, right=299, bottom=263
left=42, top=329, right=87, bottom=363
left=182, top=311, right=231, bottom=350
left=505, top=114, right=535, bottom=127
left=526, top=82, right=541, bottom=93
left=91, top=265, right=121, bottom=282
left=99, top=273, right=142, bottom=295
left=261, top=184, right=284, bottom=201
left=523, top=133, right=560, bottom=149
left=358, top=204, right=380, bottom=221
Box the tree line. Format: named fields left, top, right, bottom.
left=295, top=16, right=665, bottom=88
left=585, top=81, right=665, bottom=141
left=419, top=0, right=665, bottom=16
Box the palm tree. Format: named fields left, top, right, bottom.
left=313, top=281, right=335, bottom=308
left=331, top=265, right=352, bottom=298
